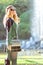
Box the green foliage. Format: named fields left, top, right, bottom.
left=18, top=10, right=32, bottom=39
left=0, top=0, right=33, bottom=40
left=8, top=10, right=32, bottom=40
left=0, top=0, right=14, bottom=4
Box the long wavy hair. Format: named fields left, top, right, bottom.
left=3, top=5, right=20, bottom=28
left=6, top=5, right=20, bottom=24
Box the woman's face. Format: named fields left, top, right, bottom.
left=7, top=8, right=16, bottom=18
left=10, top=9, right=16, bottom=15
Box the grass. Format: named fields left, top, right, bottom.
left=0, top=53, right=43, bottom=65
left=17, top=56, right=43, bottom=64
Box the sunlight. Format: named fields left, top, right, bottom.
left=35, top=0, right=43, bottom=38
left=32, top=0, right=43, bottom=39
left=35, top=0, right=43, bottom=39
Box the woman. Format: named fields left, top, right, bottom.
left=3, top=5, right=20, bottom=32
left=3, top=5, right=20, bottom=65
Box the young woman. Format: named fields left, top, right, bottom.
left=3, top=5, right=20, bottom=32
left=3, top=5, right=20, bottom=65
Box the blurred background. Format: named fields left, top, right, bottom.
left=0, top=1, right=43, bottom=65
left=0, top=0, right=33, bottom=40
left=0, top=0, right=43, bottom=51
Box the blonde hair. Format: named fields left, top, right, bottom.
left=13, top=13, right=20, bottom=24
left=6, top=5, right=16, bottom=13
left=6, top=5, right=20, bottom=24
